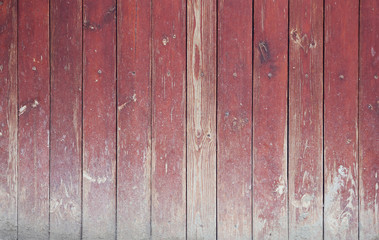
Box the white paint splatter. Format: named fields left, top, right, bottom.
left=19, top=105, right=27, bottom=115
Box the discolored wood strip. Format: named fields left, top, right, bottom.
left=0, top=0, right=17, bottom=238
left=187, top=0, right=217, bottom=238
left=50, top=0, right=82, bottom=239
left=288, top=0, right=323, bottom=239
left=359, top=0, right=379, bottom=238
left=217, top=0, right=252, bottom=239
left=151, top=0, right=186, bottom=238
left=82, top=0, right=116, bottom=239
left=117, top=0, right=151, bottom=239
left=324, top=0, right=359, bottom=239
left=253, top=0, right=289, bottom=239
left=17, top=0, right=50, bottom=239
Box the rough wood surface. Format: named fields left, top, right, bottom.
left=17, top=0, right=50, bottom=238
left=82, top=0, right=116, bottom=239
left=117, top=0, right=151, bottom=239
left=359, top=0, right=379, bottom=238
left=324, top=0, right=359, bottom=239
left=253, top=0, right=289, bottom=239
left=50, top=0, right=82, bottom=238
left=288, top=0, right=323, bottom=239
left=151, top=0, right=187, bottom=238
left=187, top=0, right=217, bottom=239
left=217, top=0, right=252, bottom=239
left=0, top=0, right=17, bottom=238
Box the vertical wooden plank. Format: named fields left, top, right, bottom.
left=117, top=0, right=151, bottom=238
left=187, top=0, right=217, bottom=238
left=359, top=0, right=379, bottom=238
left=0, top=0, right=17, bottom=238
left=324, top=0, right=359, bottom=239
left=217, top=0, right=252, bottom=239
left=82, top=0, right=116, bottom=239
left=253, top=0, right=288, bottom=239
left=17, top=0, right=50, bottom=238
left=151, top=0, right=186, bottom=238
left=288, top=0, right=323, bottom=239
left=50, top=0, right=82, bottom=238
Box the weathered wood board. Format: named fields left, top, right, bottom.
left=253, top=0, right=289, bottom=238
left=0, top=0, right=17, bottom=238
left=82, top=0, right=117, bottom=238
left=151, top=0, right=187, bottom=238
left=359, top=0, right=379, bottom=238
left=117, top=0, right=152, bottom=239
left=187, top=0, right=217, bottom=239
left=17, top=0, right=50, bottom=239
left=217, top=0, right=253, bottom=239
left=50, top=0, right=82, bottom=238
left=324, top=0, right=359, bottom=239
left=288, top=0, right=323, bottom=239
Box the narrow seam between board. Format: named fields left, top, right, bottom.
left=251, top=0, right=254, bottom=238
left=81, top=0, right=84, bottom=238
left=149, top=0, right=153, bottom=238
left=286, top=0, right=290, bottom=238
left=322, top=0, right=326, bottom=237
left=322, top=6, right=325, bottom=240
left=185, top=0, right=188, bottom=239
left=16, top=0, right=19, bottom=237
left=48, top=0, right=52, bottom=238
left=215, top=0, right=219, bottom=238
left=115, top=0, right=118, bottom=239
left=357, top=0, right=361, bottom=238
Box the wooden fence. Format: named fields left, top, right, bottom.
left=0, top=0, right=378, bottom=239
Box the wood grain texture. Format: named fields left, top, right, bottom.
left=187, top=0, right=217, bottom=238
left=151, top=0, right=186, bottom=238
left=17, top=0, right=50, bottom=239
left=0, top=0, right=17, bottom=238
left=359, top=0, right=379, bottom=238
left=117, top=0, right=151, bottom=239
left=82, top=0, right=116, bottom=239
left=288, top=0, right=323, bottom=239
left=50, top=0, right=82, bottom=238
left=324, top=0, right=359, bottom=239
left=217, top=0, right=252, bottom=239
left=253, top=0, right=288, bottom=239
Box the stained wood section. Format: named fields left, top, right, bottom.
left=359, top=0, right=379, bottom=238
left=288, top=0, right=323, bottom=239
left=50, top=0, right=82, bottom=238
left=187, top=0, right=217, bottom=238
left=117, top=0, right=151, bottom=238
left=0, top=0, right=17, bottom=238
left=324, top=0, right=359, bottom=239
left=17, top=0, right=50, bottom=238
left=82, top=0, right=116, bottom=239
left=151, top=0, right=186, bottom=238
left=253, top=0, right=289, bottom=238
left=217, top=0, right=252, bottom=239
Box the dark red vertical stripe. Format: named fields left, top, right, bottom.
left=359, top=0, right=379, bottom=238
left=117, top=0, right=151, bottom=238
left=82, top=0, right=116, bottom=238
left=0, top=0, right=17, bottom=238
left=217, top=0, right=253, bottom=239
left=50, top=0, right=82, bottom=238
left=324, top=0, right=359, bottom=239
left=253, top=0, right=289, bottom=238
left=288, top=0, right=323, bottom=239
left=151, top=0, right=187, bottom=238
left=17, top=0, right=50, bottom=238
